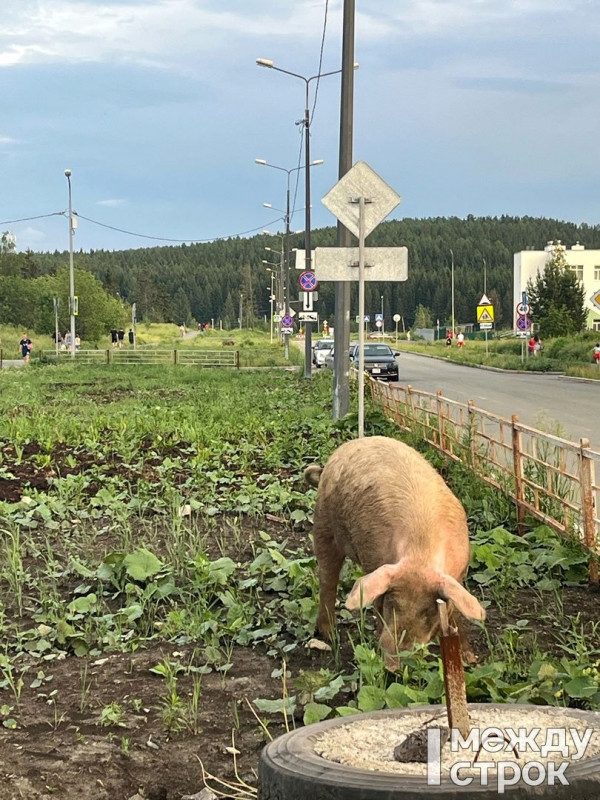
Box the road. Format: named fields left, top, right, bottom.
left=396, top=351, right=600, bottom=450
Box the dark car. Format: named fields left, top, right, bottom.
left=348, top=342, right=399, bottom=381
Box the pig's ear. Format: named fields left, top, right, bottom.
left=345, top=562, right=406, bottom=610
left=435, top=573, right=486, bottom=621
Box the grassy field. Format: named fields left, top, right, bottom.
left=398, top=331, right=600, bottom=378
left=0, top=365, right=598, bottom=799
left=1, top=324, right=304, bottom=368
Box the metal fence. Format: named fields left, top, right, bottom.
left=370, top=379, right=599, bottom=582
left=41, top=349, right=240, bottom=368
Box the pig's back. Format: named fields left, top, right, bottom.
left=314, top=436, right=467, bottom=570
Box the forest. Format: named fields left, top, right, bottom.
left=2, top=215, right=600, bottom=333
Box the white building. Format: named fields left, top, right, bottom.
left=513, top=241, right=600, bottom=331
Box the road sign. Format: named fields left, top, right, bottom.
left=479, top=293, right=491, bottom=306
left=299, top=312, right=318, bottom=322
left=302, top=292, right=314, bottom=312
left=477, top=304, right=494, bottom=324
left=516, top=302, right=530, bottom=316
left=393, top=314, right=401, bottom=323
left=322, top=161, right=402, bottom=239
left=590, top=291, right=600, bottom=312
left=375, top=320, right=383, bottom=328
left=281, top=314, right=294, bottom=328
left=364, top=315, right=370, bottom=322
left=480, top=322, right=493, bottom=331
left=299, top=271, right=318, bottom=291
left=375, top=313, right=383, bottom=321
left=522, top=290, right=528, bottom=306
left=274, top=314, right=281, bottom=323
left=297, top=247, right=408, bottom=281
left=281, top=327, right=293, bottom=335
left=516, top=315, right=532, bottom=331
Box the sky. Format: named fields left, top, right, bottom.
left=1, top=0, right=599, bottom=254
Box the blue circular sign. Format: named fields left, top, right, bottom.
left=516, top=315, right=532, bottom=331
left=281, top=314, right=294, bottom=328
left=299, top=271, right=318, bottom=291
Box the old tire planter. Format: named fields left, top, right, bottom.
left=258, top=704, right=600, bottom=799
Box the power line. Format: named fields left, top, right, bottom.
left=0, top=212, right=65, bottom=225
left=2, top=209, right=292, bottom=245
left=311, top=0, right=330, bottom=124
left=75, top=213, right=292, bottom=244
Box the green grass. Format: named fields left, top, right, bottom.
left=401, top=332, right=600, bottom=376
left=0, top=365, right=597, bottom=737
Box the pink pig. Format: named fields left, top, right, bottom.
left=304, top=436, right=485, bottom=667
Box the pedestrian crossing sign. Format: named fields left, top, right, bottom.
left=477, top=304, right=494, bottom=323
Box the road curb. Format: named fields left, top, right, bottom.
left=402, top=349, right=565, bottom=376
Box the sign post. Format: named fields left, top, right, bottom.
left=393, top=313, right=401, bottom=345
left=322, top=162, right=402, bottom=437
left=476, top=294, right=494, bottom=356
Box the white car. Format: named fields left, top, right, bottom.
left=312, top=339, right=335, bottom=368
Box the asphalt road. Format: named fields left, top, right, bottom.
left=396, top=351, right=600, bottom=450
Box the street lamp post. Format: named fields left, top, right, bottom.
left=257, top=58, right=352, bottom=378
left=450, top=248, right=455, bottom=338
left=255, top=157, right=323, bottom=360
left=65, top=169, right=76, bottom=359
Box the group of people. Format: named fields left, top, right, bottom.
left=110, top=329, right=134, bottom=347
left=51, top=331, right=80, bottom=353
left=445, top=331, right=465, bottom=348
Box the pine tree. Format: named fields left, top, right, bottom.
left=527, top=244, right=586, bottom=336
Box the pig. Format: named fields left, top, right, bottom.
left=304, top=436, right=485, bottom=667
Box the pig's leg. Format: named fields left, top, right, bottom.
left=314, top=531, right=345, bottom=639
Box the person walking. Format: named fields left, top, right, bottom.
left=594, top=343, right=600, bottom=366
left=457, top=331, right=465, bottom=348
left=19, top=333, right=33, bottom=364
left=117, top=329, right=125, bottom=348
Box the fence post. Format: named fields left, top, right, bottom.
left=579, top=438, right=599, bottom=585
left=436, top=390, right=446, bottom=453
left=236, top=350, right=240, bottom=369
left=106, top=349, right=111, bottom=365
left=512, top=414, right=526, bottom=533
left=407, top=385, right=415, bottom=430
left=467, top=400, right=477, bottom=467
left=174, top=349, right=178, bottom=365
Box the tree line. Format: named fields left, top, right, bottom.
left=2, top=216, right=600, bottom=336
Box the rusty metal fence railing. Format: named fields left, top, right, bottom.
left=370, top=380, right=599, bottom=583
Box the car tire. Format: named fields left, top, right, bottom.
left=258, top=706, right=600, bottom=800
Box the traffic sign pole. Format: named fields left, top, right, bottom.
left=357, top=195, right=366, bottom=439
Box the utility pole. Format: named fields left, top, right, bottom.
left=333, top=0, right=355, bottom=420
left=65, top=170, right=76, bottom=359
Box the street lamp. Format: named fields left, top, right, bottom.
left=65, top=169, right=76, bottom=359
left=450, top=248, right=455, bottom=337
left=257, top=58, right=357, bottom=377
left=255, top=157, right=323, bottom=359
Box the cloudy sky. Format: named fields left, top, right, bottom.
left=1, top=0, right=598, bottom=253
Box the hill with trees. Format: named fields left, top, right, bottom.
left=2, top=216, right=600, bottom=334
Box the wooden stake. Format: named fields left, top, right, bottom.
left=437, top=599, right=470, bottom=738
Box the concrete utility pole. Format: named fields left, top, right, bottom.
left=333, top=0, right=355, bottom=420
left=65, top=169, right=76, bottom=359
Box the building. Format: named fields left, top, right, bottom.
left=513, top=241, right=600, bottom=331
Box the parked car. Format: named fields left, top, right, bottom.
left=312, top=339, right=335, bottom=368
left=348, top=342, right=400, bottom=381
left=325, top=342, right=400, bottom=381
